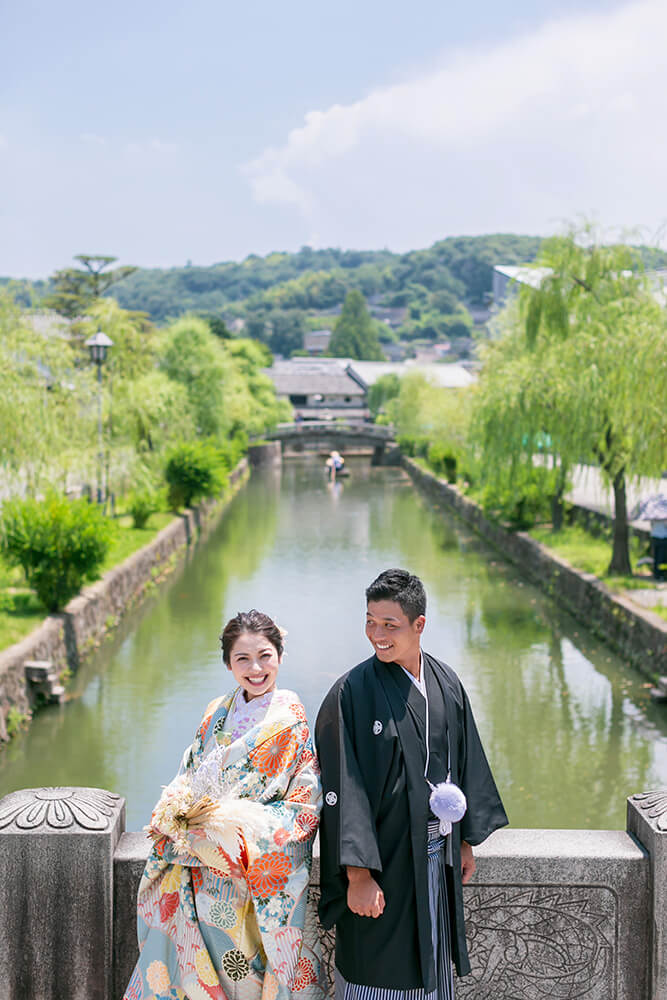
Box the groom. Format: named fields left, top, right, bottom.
left=315, top=568, right=507, bottom=999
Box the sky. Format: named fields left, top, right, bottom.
left=2, top=0, right=666, bottom=279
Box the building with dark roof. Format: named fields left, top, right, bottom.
left=264, top=358, right=369, bottom=423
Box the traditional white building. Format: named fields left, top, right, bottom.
left=265, top=358, right=369, bottom=423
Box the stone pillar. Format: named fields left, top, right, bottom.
left=248, top=441, right=282, bottom=467
left=371, top=443, right=385, bottom=466
left=112, top=831, right=151, bottom=1000
left=627, top=789, right=667, bottom=1000
left=0, top=786, right=125, bottom=1000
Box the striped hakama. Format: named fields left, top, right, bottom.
left=335, top=822, right=455, bottom=1000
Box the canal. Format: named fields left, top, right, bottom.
left=1, top=457, right=666, bottom=831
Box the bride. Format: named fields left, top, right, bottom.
left=123, top=610, right=325, bottom=1000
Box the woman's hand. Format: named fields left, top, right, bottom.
left=346, top=866, right=385, bottom=918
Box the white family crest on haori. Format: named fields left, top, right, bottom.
left=325, top=791, right=338, bottom=806
left=372, top=720, right=383, bottom=735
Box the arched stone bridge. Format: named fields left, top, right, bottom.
left=263, top=421, right=397, bottom=463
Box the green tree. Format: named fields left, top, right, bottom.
left=44, top=255, right=137, bottom=319
left=159, top=317, right=290, bottom=441
left=0, top=494, right=115, bottom=611
left=386, top=373, right=473, bottom=463
left=76, top=298, right=156, bottom=379
left=200, top=315, right=233, bottom=340
left=368, top=373, right=401, bottom=418
left=475, top=229, right=667, bottom=573
left=328, top=290, right=384, bottom=360
left=113, top=371, right=195, bottom=458
left=0, top=293, right=94, bottom=494
left=160, top=316, right=236, bottom=438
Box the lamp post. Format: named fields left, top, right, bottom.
left=85, top=331, right=113, bottom=504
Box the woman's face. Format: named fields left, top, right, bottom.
left=227, top=631, right=281, bottom=701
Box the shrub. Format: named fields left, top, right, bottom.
left=6, top=706, right=29, bottom=738
left=414, top=435, right=430, bottom=458
left=0, top=495, right=115, bottom=611
left=127, top=490, right=161, bottom=529
left=216, top=432, right=248, bottom=473
left=397, top=434, right=416, bottom=456
left=478, top=467, right=555, bottom=530
left=397, top=434, right=431, bottom=458
left=427, top=442, right=458, bottom=483
left=165, top=441, right=228, bottom=510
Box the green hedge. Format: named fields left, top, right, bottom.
left=165, top=441, right=229, bottom=509
left=0, top=495, right=115, bottom=611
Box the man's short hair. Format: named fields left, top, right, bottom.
left=366, top=568, right=426, bottom=622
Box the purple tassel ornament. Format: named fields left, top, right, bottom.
left=428, top=778, right=467, bottom=836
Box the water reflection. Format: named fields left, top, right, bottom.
left=1, top=457, right=666, bottom=831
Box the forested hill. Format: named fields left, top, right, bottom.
left=7, top=235, right=667, bottom=360
left=111, top=235, right=542, bottom=324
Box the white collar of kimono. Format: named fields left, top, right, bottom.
left=399, top=650, right=426, bottom=698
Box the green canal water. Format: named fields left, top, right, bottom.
left=2, top=458, right=666, bottom=831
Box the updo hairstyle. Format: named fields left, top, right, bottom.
left=220, top=609, right=284, bottom=665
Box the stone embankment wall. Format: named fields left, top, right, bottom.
left=0, top=460, right=249, bottom=742
left=0, top=785, right=664, bottom=999
left=403, top=457, right=667, bottom=679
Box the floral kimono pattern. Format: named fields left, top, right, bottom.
left=124, top=687, right=325, bottom=1000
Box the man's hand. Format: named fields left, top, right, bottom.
left=346, top=866, right=385, bottom=918
left=461, top=840, right=476, bottom=884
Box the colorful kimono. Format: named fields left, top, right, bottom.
left=124, top=687, right=325, bottom=1000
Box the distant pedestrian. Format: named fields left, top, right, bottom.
left=650, top=517, right=667, bottom=581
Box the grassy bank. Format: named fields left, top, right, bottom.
left=413, top=454, right=663, bottom=618
left=527, top=524, right=651, bottom=593
left=0, top=508, right=175, bottom=651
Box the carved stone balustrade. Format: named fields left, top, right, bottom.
left=0, top=786, right=665, bottom=1000
left=628, top=789, right=667, bottom=1000
left=0, top=787, right=125, bottom=1000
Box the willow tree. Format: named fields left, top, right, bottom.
left=386, top=372, right=474, bottom=459
left=0, top=294, right=95, bottom=494
left=475, top=229, right=667, bottom=574
left=473, top=295, right=580, bottom=529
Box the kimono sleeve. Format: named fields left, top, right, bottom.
left=249, top=721, right=322, bottom=859
left=458, top=688, right=508, bottom=847
left=316, top=681, right=382, bottom=873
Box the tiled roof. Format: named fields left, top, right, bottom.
left=265, top=358, right=367, bottom=396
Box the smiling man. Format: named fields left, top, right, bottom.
left=315, top=568, right=507, bottom=1000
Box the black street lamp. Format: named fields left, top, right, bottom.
left=85, top=331, right=113, bottom=503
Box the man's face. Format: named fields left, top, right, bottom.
left=365, top=599, right=424, bottom=667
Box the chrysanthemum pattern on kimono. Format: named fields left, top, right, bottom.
left=123, top=687, right=325, bottom=1000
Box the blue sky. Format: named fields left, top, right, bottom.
left=2, top=0, right=664, bottom=278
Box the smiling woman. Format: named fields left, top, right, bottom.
left=222, top=610, right=284, bottom=701
left=122, top=607, right=325, bottom=1000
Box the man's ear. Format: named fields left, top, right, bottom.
left=415, top=615, right=426, bottom=634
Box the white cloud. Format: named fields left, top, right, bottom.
left=243, top=0, right=667, bottom=246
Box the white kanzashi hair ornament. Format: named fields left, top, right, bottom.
left=428, top=778, right=467, bottom=836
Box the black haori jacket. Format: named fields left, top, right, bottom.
left=315, top=652, right=508, bottom=990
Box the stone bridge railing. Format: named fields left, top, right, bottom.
left=267, top=422, right=395, bottom=441
left=0, top=786, right=665, bottom=1000
left=262, top=423, right=397, bottom=463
